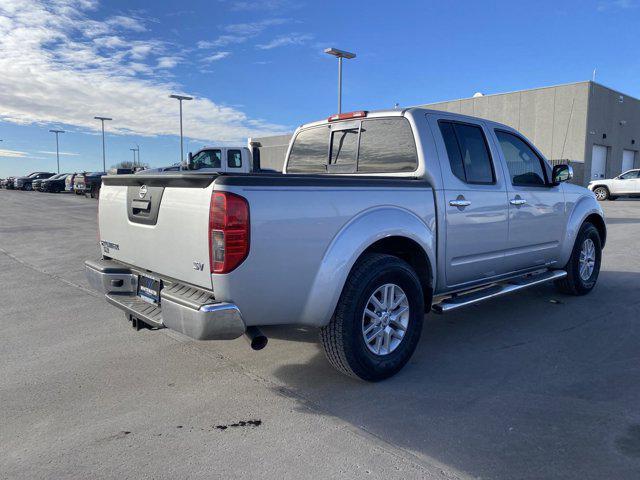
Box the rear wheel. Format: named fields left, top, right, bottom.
left=320, top=253, right=424, bottom=381
left=24, top=184, right=32, bottom=191
left=593, top=186, right=609, bottom=201
left=555, top=222, right=602, bottom=295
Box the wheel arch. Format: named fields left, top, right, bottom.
left=559, top=195, right=607, bottom=266
left=299, top=206, right=436, bottom=327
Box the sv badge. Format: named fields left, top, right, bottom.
left=193, top=261, right=205, bottom=271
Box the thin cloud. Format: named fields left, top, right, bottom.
left=37, top=151, right=81, bottom=156
left=222, top=0, right=300, bottom=11
left=256, top=33, right=313, bottom=50
left=0, top=0, right=288, bottom=142
left=157, top=56, right=181, bottom=69
left=197, top=18, right=288, bottom=48
left=597, top=0, right=637, bottom=10
left=202, top=52, right=230, bottom=63
left=0, top=148, right=28, bottom=158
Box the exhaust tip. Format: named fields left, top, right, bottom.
left=244, top=326, right=268, bottom=351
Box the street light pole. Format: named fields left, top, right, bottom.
left=324, top=48, right=356, bottom=114
left=169, top=94, right=193, bottom=166
left=49, top=129, right=65, bottom=173
left=94, top=116, right=112, bottom=172
left=130, top=148, right=137, bottom=166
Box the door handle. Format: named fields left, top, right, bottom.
left=509, top=198, right=527, bottom=206
left=449, top=199, right=471, bottom=207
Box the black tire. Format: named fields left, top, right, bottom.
left=555, top=222, right=602, bottom=295
left=24, top=184, right=32, bottom=191
left=593, top=186, right=609, bottom=201
left=320, top=253, right=425, bottom=381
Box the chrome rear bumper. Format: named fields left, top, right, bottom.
left=84, top=258, right=245, bottom=340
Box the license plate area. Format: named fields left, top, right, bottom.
left=137, top=273, right=162, bottom=305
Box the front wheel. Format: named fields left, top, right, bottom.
left=320, top=253, right=424, bottom=381
left=555, top=222, right=602, bottom=295
left=593, top=186, right=609, bottom=201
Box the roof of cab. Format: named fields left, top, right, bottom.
left=296, top=107, right=516, bottom=132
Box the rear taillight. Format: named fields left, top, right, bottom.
left=209, top=192, right=250, bottom=274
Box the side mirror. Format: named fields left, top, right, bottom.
left=552, top=164, right=573, bottom=184
left=183, top=152, right=193, bottom=171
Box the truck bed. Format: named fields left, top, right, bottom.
left=98, top=171, right=436, bottom=327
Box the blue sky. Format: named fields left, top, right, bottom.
left=1, top=0, right=639, bottom=177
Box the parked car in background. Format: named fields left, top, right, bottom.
left=3, top=176, right=16, bottom=189
left=14, top=172, right=55, bottom=190
left=32, top=178, right=45, bottom=191
left=74, top=171, right=106, bottom=198
left=40, top=173, right=70, bottom=193
left=65, top=173, right=78, bottom=192
left=588, top=169, right=640, bottom=200
left=135, top=165, right=181, bottom=174
left=86, top=108, right=606, bottom=381
left=186, top=146, right=252, bottom=173
left=0, top=178, right=5, bottom=188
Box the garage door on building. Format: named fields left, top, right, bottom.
left=591, top=145, right=607, bottom=180
left=622, top=149, right=636, bottom=173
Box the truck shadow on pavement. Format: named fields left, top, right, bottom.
left=265, top=270, right=640, bottom=480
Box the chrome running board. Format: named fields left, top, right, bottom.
left=432, top=270, right=567, bottom=314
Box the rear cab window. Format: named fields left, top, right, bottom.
left=227, top=149, right=242, bottom=168
left=287, top=117, right=418, bottom=174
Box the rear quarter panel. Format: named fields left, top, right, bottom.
left=211, top=184, right=436, bottom=327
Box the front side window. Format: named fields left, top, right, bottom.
left=619, top=170, right=639, bottom=180
left=439, top=121, right=495, bottom=184
left=495, top=131, right=547, bottom=186
left=227, top=149, right=242, bottom=168
left=287, top=126, right=328, bottom=173
left=191, top=149, right=221, bottom=170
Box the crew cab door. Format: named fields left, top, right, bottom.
left=492, top=129, right=566, bottom=272
left=430, top=115, right=509, bottom=288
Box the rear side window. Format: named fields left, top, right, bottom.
left=288, top=126, right=328, bottom=173
left=227, top=149, right=242, bottom=168
left=495, top=131, right=547, bottom=186
left=439, top=121, right=495, bottom=184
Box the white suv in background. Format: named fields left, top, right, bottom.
left=588, top=169, right=640, bottom=200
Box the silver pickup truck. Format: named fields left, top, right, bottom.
left=85, top=108, right=606, bottom=381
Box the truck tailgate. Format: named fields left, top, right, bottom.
left=98, top=174, right=215, bottom=290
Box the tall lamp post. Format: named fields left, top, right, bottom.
left=49, top=129, right=65, bottom=173
left=324, top=47, right=356, bottom=114
left=94, top=116, right=112, bottom=172
left=130, top=148, right=137, bottom=166
left=169, top=94, right=193, bottom=166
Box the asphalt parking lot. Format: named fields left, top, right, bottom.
left=1, top=190, right=639, bottom=480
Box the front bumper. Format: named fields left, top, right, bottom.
left=84, top=258, right=245, bottom=340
